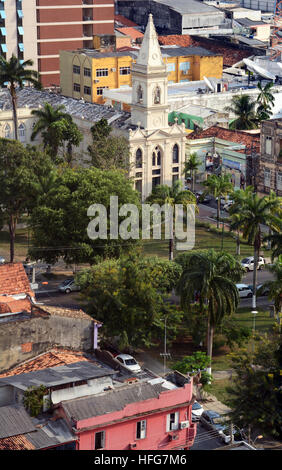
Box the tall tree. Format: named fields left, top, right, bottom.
left=0, top=140, right=54, bottom=262
left=230, top=189, right=281, bottom=310
left=203, top=174, right=233, bottom=228
left=146, top=180, right=197, bottom=260
left=225, top=95, right=258, bottom=130
left=257, top=81, right=275, bottom=110
left=176, top=249, right=241, bottom=375
left=183, top=152, right=201, bottom=192
left=263, top=227, right=282, bottom=261
left=259, top=255, right=282, bottom=322
left=0, top=55, right=41, bottom=140
left=31, top=102, right=82, bottom=162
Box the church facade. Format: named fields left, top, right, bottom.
left=127, top=15, right=187, bottom=200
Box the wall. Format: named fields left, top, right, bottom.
left=0, top=314, right=94, bottom=373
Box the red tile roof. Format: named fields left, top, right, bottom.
left=116, top=27, right=144, bottom=40
left=0, top=263, right=34, bottom=297
left=0, top=296, right=31, bottom=314
left=0, top=434, right=35, bottom=450
left=159, top=35, right=252, bottom=66
left=0, top=349, right=91, bottom=378
left=36, top=305, right=97, bottom=322
left=115, top=14, right=138, bottom=27
left=187, top=126, right=260, bottom=152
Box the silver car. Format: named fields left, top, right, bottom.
left=58, top=278, right=81, bottom=294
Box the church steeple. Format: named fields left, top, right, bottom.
left=136, top=14, right=164, bottom=70
left=130, top=14, right=169, bottom=131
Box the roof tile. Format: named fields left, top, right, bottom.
left=0, top=263, right=34, bottom=297
left=187, top=126, right=260, bottom=152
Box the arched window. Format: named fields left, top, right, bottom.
left=172, top=144, right=179, bottom=164
left=152, top=146, right=161, bottom=167
left=153, top=86, right=161, bottom=104
left=18, top=123, right=26, bottom=143
left=135, top=148, right=142, bottom=168
left=137, top=85, right=143, bottom=103
left=4, top=123, right=11, bottom=139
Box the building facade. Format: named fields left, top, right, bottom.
left=258, top=118, right=282, bottom=196
left=60, top=46, right=223, bottom=104
left=0, top=0, right=115, bottom=88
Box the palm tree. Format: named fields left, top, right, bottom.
left=146, top=180, right=197, bottom=260
left=31, top=102, right=73, bottom=158
left=230, top=189, right=281, bottom=310
left=0, top=55, right=41, bottom=140
left=176, top=250, right=241, bottom=375
left=225, top=95, right=257, bottom=130
left=183, top=152, right=201, bottom=192
left=203, top=173, right=233, bottom=228
left=229, top=187, right=254, bottom=256
left=257, top=81, right=275, bottom=109
left=264, top=229, right=282, bottom=261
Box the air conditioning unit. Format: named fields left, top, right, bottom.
left=180, top=420, right=189, bottom=429
left=129, top=442, right=137, bottom=449
left=169, top=433, right=179, bottom=441
left=182, top=70, right=188, bottom=75
left=111, top=68, right=116, bottom=72
left=94, top=79, right=99, bottom=83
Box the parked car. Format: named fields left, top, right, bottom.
left=223, top=200, right=234, bottom=211
left=236, top=284, right=253, bottom=298
left=196, top=191, right=212, bottom=204
left=256, top=284, right=270, bottom=297
left=115, top=354, right=141, bottom=373
left=241, top=256, right=265, bottom=271
left=192, top=401, right=204, bottom=422
left=200, top=410, right=242, bottom=444
left=58, top=278, right=81, bottom=294
left=0, top=256, right=5, bottom=264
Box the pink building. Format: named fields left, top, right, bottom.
left=59, top=375, right=197, bottom=450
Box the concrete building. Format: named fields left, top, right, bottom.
left=258, top=118, right=282, bottom=196
left=60, top=45, right=223, bottom=104
left=0, top=0, right=115, bottom=88
left=116, top=0, right=231, bottom=36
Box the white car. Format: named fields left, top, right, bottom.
left=192, top=401, right=204, bottom=422
left=241, top=256, right=265, bottom=271
left=236, top=283, right=253, bottom=298
left=0, top=256, right=5, bottom=264
left=115, top=354, right=141, bottom=373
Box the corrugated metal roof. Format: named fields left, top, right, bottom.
left=0, top=361, right=115, bottom=391
left=62, top=382, right=164, bottom=421
left=0, top=405, right=36, bottom=438
left=26, top=418, right=76, bottom=449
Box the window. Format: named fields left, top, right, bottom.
left=137, top=85, right=143, bottom=103
left=167, top=412, right=179, bottom=432
left=180, top=61, right=190, bottom=72
left=135, top=148, right=142, bottom=168
left=96, top=68, right=108, bottom=77
left=172, top=174, right=179, bottom=183
left=264, top=168, right=271, bottom=187
left=119, top=66, right=130, bottom=75
left=84, top=85, right=91, bottom=95
left=73, top=83, right=80, bottom=92
left=153, top=86, right=161, bottom=104
left=18, top=123, right=25, bottom=142
left=96, top=86, right=108, bottom=96
left=84, top=67, right=91, bottom=77
left=265, top=136, right=272, bottom=155
left=94, top=431, right=105, bottom=450
left=172, top=144, right=179, bottom=164
left=167, top=63, right=175, bottom=72
left=136, top=420, right=146, bottom=439
left=73, top=64, right=80, bottom=74
left=277, top=172, right=282, bottom=191
left=4, top=123, right=11, bottom=139
left=152, top=146, right=161, bottom=167
left=135, top=179, right=142, bottom=193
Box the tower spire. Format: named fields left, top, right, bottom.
left=136, top=14, right=164, bottom=69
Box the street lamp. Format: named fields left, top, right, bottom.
left=251, top=309, right=258, bottom=353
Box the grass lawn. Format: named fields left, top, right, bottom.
left=142, top=226, right=256, bottom=259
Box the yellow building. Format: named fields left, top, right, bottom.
left=60, top=47, right=223, bottom=104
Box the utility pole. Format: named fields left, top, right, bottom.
left=160, top=316, right=171, bottom=376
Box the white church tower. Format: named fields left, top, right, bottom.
left=128, top=14, right=187, bottom=200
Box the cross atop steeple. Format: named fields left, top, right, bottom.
left=136, top=14, right=164, bottom=70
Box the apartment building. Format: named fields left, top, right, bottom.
left=0, top=0, right=115, bottom=88
left=258, top=118, right=282, bottom=196
left=60, top=45, right=223, bottom=104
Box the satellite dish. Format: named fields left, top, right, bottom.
left=243, top=58, right=275, bottom=80
left=203, top=76, right=215, bottom=92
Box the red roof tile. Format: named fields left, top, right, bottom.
left=0, top=296, right=31, bottom=314
left=187, top=126, right=260, bottom=152
left=0, top=349, right=91, bottom=378
left=0, top=434, right=35, bottom=450
left=0, top=263, right=34, bottom=297
left=116, top=27, right=144, bottom=40
left=115, top=14, right=138, bottom=27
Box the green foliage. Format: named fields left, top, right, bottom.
left=28, top=167, right=141, bottom=265
left=225, top=95, right=258, bottom=130
left=23, top=385, right=49, bottom=417
left=220, top=317, right=252, bottom=349
left=76, top=255, right=184, bottom=349
left=173, top=351, right=212, bottom=386
left=88, top=119, right=130, bottom=171
left=226, top=334, right=282, bottom=438
left=203, top=174, right=233, bottom=228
